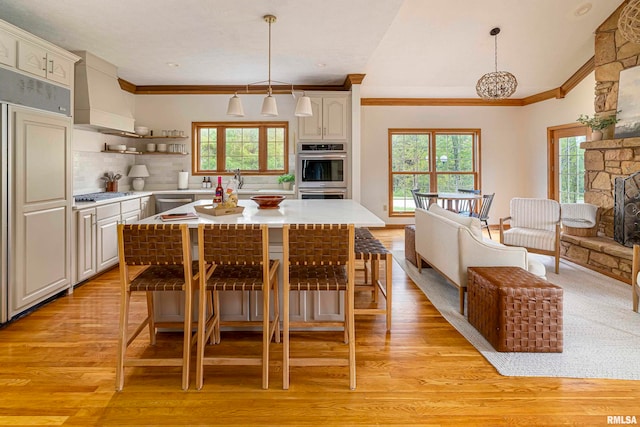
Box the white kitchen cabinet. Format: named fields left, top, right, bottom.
left=298, top=96, right=349, bottom=141
left=0, top=28, right=17, bottom=68
left=140, top=196, right=153, bottom=218
left=96, top=203, right=120, bottom=273
left=17, top=39, right=74, bottom=86
left=76, top=208, right=97, bottom=282
left=11, top=108, right=72, bottom=317
left=74, top=196, right=151, bottom=284
left=120, top=198, right=141, bottom=224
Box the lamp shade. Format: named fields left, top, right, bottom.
left=226, top=94, right=245, bottom=116
left=261, top=95, right=278, bottom=116
left=294, top=95, right=313, bottom=117
left=128, top=164, right=149, bottom=178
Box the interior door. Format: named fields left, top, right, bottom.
left=10, top=106, right=71, bottom=316
left=548, top=124, right=588, bottom=202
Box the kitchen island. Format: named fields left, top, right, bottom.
left=136, top=198, right=385, bottom=228
left=136, top=198, right=385, bottom=327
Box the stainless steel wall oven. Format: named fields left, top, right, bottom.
left=297, top=143, right=347, bottom=189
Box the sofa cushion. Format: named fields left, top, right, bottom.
left=527, top=257, right=547, bottom=279
left=428, top=203, right=483, bottom=239
left=503, top=227, right=557, bottom=252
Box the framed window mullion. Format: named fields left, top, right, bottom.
left=258, top=126, right=267, bottom=172
left=218, top=127, right=226, bottom=172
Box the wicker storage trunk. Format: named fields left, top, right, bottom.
left=467, top=266, right=563, bottom=352
left=405, top=225, right=428, bottom=267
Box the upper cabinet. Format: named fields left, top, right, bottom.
left=0, top=19, right=78, bottom=88
left=0, top=29, right=17, bottom=67
left=17, top=39, right=74, bottom=86
left=298, top=95, right=349, bottom=141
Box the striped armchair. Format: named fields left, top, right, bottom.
left=499, top=198, right=561, bottom=273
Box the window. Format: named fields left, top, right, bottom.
left=192, top=122, right=288, bottom=175
left=548, top=125, right=587, bottom=203
left=388, top=129, right=480, bottom=216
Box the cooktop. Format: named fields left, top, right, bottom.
left=74, top=192, right=132, bottom=202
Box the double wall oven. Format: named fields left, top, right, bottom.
left=296, top=143, right=348, bottom=199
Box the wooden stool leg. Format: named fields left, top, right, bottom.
left=262, top=283, right=270, bottom=390
left=283, top=284, right=290, bottom=390
left=115, top=290, right=131, bottom=391
left=385, top=253, right=392, bottom=332
left=372, top=259, right=379, bottom=303
left=146, top=292, right=156, bottom=345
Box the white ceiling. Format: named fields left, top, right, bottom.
left=0, top=0, right=624, bottom=98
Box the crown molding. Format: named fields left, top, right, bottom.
left=118, top=56, right=595, bottom=105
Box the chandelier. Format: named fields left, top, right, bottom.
left=618, top=0, right=640, bottom=44
left=226, top=15, right=312, bottom=117
left=476, top=27, right=518, bottom=100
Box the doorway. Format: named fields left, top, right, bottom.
left=548, top=124, right=588, bottom=202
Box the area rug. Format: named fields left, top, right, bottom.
left=392, top=250, right=640, bottom=380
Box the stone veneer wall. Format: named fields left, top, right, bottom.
left=560, top=1, right=640, bottom=283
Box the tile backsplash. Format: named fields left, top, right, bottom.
left=73, top=151, right=135, bottom=195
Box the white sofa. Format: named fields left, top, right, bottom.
left=415, top=204, right=547, bottom=314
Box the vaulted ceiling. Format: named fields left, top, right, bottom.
left=0, top=0, right=624, bottom=98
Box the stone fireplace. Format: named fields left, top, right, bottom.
left=559, top=2, right=640, bottom=283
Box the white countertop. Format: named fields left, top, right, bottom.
left=136, top=199, right=385, bottom=228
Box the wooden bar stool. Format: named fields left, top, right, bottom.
left=115, top=223, right=197, bottom=391
left=282, top=223, right=356, bottom=390
left=195, top=224, right=280, bottom=390
left=354, top=237, right=393, bottom=332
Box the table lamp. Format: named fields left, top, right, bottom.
left=128, top=164, right=150, bottom=191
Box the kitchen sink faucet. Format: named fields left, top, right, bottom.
left=233, top=169, right=243, bottom=189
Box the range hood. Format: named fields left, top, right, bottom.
left=73, top=51, right=135, bottom=133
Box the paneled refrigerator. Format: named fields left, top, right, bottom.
left=1, top=67, right=72, bottom=324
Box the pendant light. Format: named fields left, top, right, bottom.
left=476, top=27, right=518, bottom=100
left=226, top=93, right=244, bottom=116
left=226, top=15, right=313, bottom=118
left=619, top=0, right=640, bottom=44
left=294, top=92, right=313, bottom=117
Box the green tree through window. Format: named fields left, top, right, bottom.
left=192, top=122, right=288, bottom=176
left=389, top=129, right=480, bottom=216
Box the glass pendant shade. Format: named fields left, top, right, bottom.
left=261, top=94, right=278, bottom=116
left=294, top=95, right=313, bottom=117
left=226, top=94, right=245, bottom=116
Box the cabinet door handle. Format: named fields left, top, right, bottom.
left=317, top=127, right=321, bottom=136
left=323, top=127, right=327, bottom=136
left=48, top=59, right=54, bottom=74
left=42, top=57, right=47, bottom=71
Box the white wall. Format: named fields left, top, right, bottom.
left=359, top=72, right=597, bottom=224
left=132, top=94, right=299, bottom=190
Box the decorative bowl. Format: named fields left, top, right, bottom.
left=134, top=126, right=149, bottom=136
left=108, top=144, right=127, bottom=151
left=250, top=195, right=286, bottom=209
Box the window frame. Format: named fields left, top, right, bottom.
left=388, top=128, right=481, bottom=217
left=191, top=121, right=289, bottom=176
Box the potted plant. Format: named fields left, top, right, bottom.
left=577, top=111, right=620, bottom=141
left=278, top=173, right=295, bottom=190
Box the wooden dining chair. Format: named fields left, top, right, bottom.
left=282, top=223, right=356, bottom=390
left=115, top=223, right=197, bottom=391
left=195, top=224, right=280, bottom=390
left=411, top=189, right=438, bottom=210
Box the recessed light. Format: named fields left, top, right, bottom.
left=166, top=62, right=180, bottom=68
left=575, top=2, right=592, bottom=17
left=316, top=63, right=326, bottom=68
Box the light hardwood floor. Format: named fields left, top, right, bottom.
left=0, top=228, right=638, bottom=426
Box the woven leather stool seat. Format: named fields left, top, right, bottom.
left=467, top=266, right=563, bottom=353
left=355, top=227, right=375, bottom=240
left=206, top=260, right=278, bottom=291
left=288, top=264, right=348, bottom=291
left=353, top=237, right=392, bottom=331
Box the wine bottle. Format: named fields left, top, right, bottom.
left=214, top=176, right=224, bottom=203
